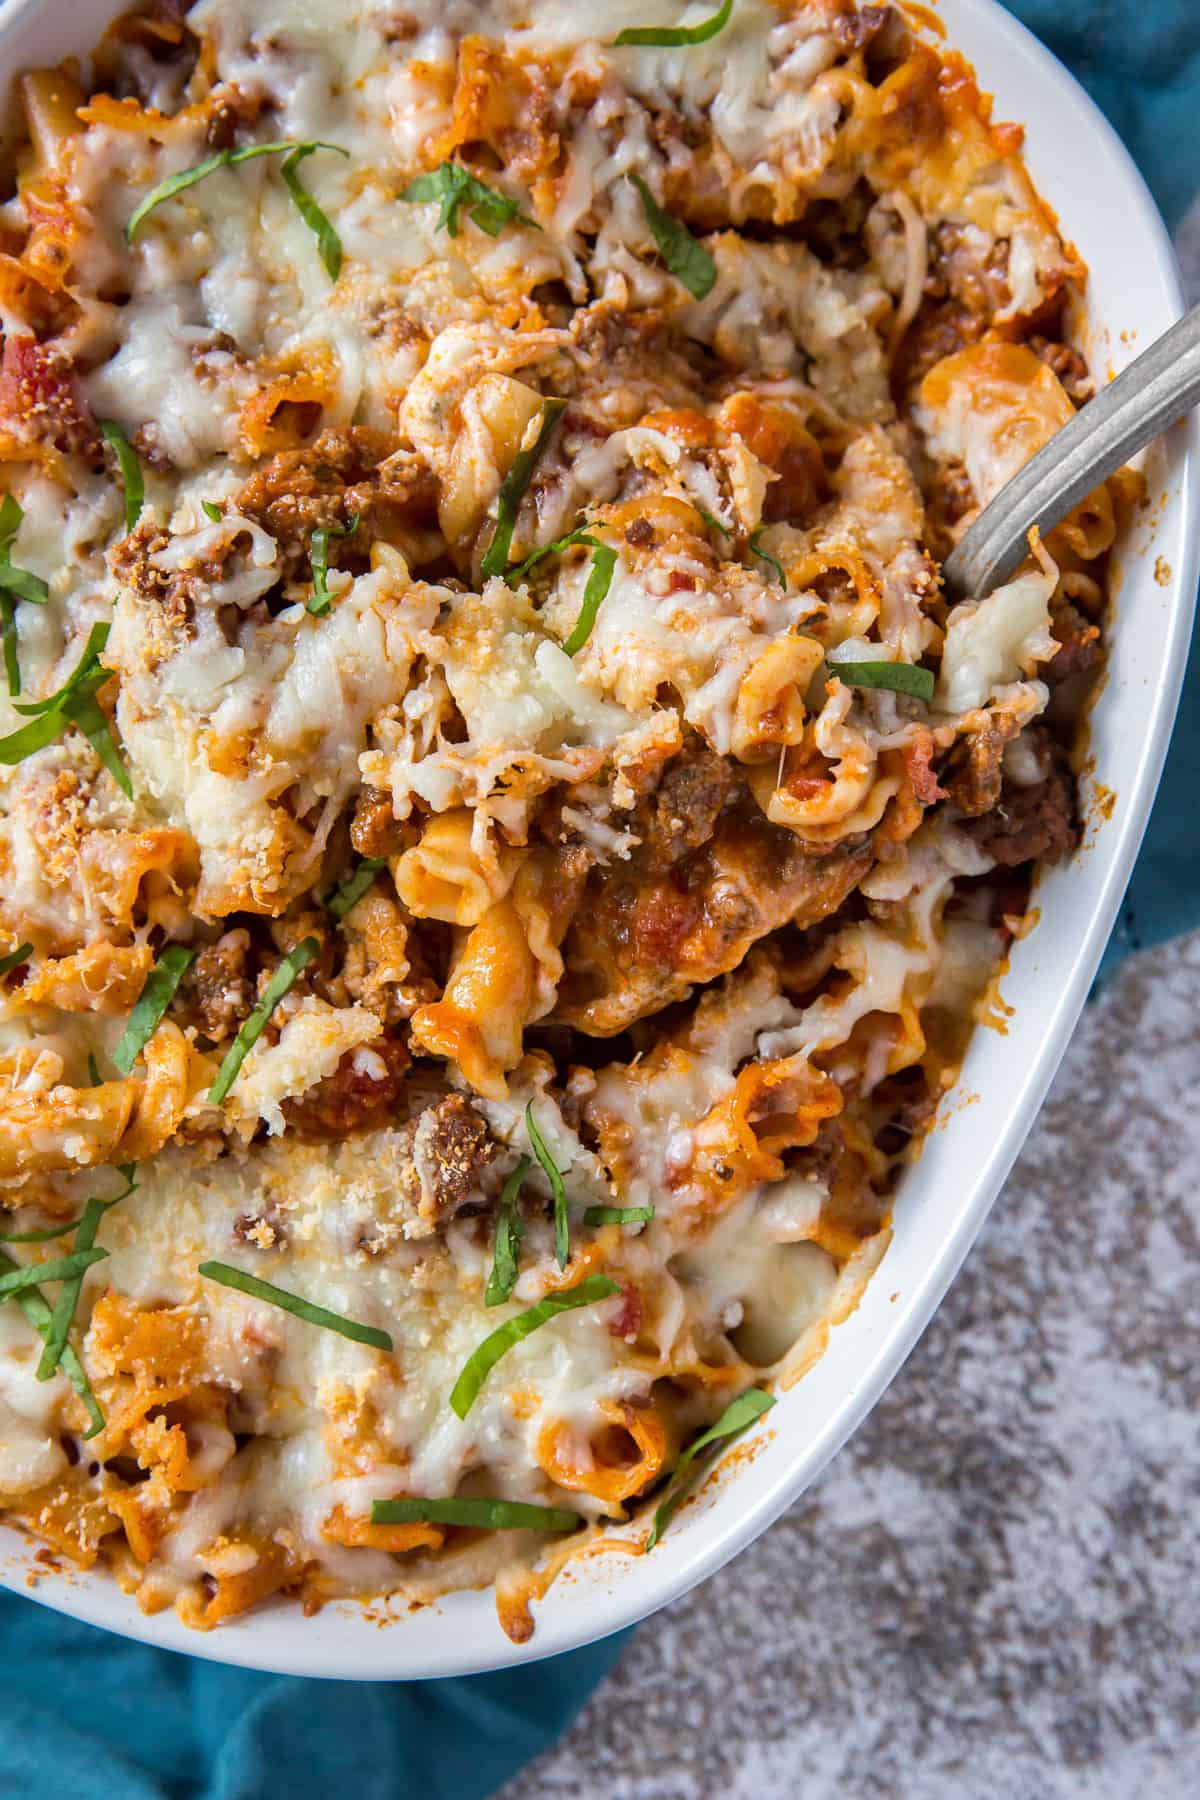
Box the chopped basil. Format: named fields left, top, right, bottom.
left=505, top=522, right=598, bottom=585
left=0, top=942, right=31, bottom=981
left=615, top=0, right=734, bottom=47
left=0, top=1249, right=105, bottom=1436
left=749, top=525, right=785, bottom=587
left=646, top=1386, right=775, bottom=1548
left=126, top=140, right=349, bottom=261
left=1, top=599, right=21, bottom=699
left=86, top=1051, right=103, bottom=1087
left=0, top=495, right=49, bottom=604
left=583, top=1205, right=655, bottom=1227
left=0, top=1217, right=84, bottom=1243
left=371, top=1496, right=581, bottom=1532
left=0, top=1218, right=83, bottom=1243
left=400, top=161, right=537, bottom=239
left=697, top=508, right=729, bottom=536
left=326, top=856, right=386, bottom=921
left=111, top=944, right=197, bottom=1075
left=14, top=622, right=110, bottom=713
left=198, top=1261, right=394, bottom=1351
left=72, top=692, right=133, bottom=797
left=0, top=1247, right=108, bottom=1298
left=562, top=544, right=617, bottom=656
left=207, top=936, right=320, bottom=1104
left=0, top=621, right=131, bottom=796
left=629, top=173, right=716, bottom=300
left=0, top=494, right=49, bottom=698
left=525, top=1103, right=570, bottom=1270
left=449, top=1273, right=621, bottom=1419
left=307, top=513, right=360, bottom=616
left=0, top=707, right=78, bottom=765
left=479, top=400, right=568, bottom=581
left=280, top=143, right=345, bottom=280
left=201, top=500, right=223, bottom=523
left=829, top=658, right=935, bottom=702
left=36, top=1167, right=135, bottom=1383
left=485, top=1155, right=531, bottom=1308
left=98, top=420, right=144, bottom=533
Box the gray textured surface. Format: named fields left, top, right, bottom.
left=498, top=207, right=1200, bottom=1800
left=502, top=931, right=1200, bottom=1800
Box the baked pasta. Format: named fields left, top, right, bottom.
left=0, top=0, right=1123, bottom=1637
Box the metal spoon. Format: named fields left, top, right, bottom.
left=941, top=302, right=1200, bottom=602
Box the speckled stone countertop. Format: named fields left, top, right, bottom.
left=498, top=219, right=1200, bottom=1800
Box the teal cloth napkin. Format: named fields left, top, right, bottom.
left=0, top=1592, right=627, bottom=1798
left=1, top=4, right=1197, bottom=1794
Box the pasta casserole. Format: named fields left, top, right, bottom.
left=0, top=0, right=1124, bottom=1638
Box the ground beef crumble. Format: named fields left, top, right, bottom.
left=394, top=1094, right=500, bottom=1234
left=964, top=740, right=1078, bottom=868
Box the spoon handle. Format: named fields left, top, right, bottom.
left=941, top=302, right=1200, bottom=601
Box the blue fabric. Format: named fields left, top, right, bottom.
left=1, top=4, right=1197, bottom=1795
left=0, top=1588, right=629, bottom=1798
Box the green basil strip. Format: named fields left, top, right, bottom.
left=0, top=1247, right=108, bottom=1298
left=479, top=399, right=568, bottom=580
left=646, top=1386, right=775, bottom=1549
left=202, top=500, right=223, bottom=522
left=208, top=936, right=320, bottom=1104
left=0, top=706, right=79, bottom=766
left=505, top=523, right=598, bottom=585
left=0, top=942, right=32, bottom=980
left=0, top=595, right=18, bottom=698
left=198, top=1261, right=394, bottom=1351
left=561, top=544, right=617, bottom=656
left=112, top=944, right=197, bottom=1075
left=307, top=513, right=360, bottom=616
left=629, top=173, right=716, bottom=301
left=830, top=659, right=935, bottom=702
left=280, top=143, right=345, bottom=280
left=0, top=623, right=129, bottom=788
left=98, top=420, right=144, bottom=532
left=86, top=1051, right=103, bottom=1087
left=0, top=1217, right=83, bottom=1242
left=583, top=1205, right=655, bottom=1227
left=696, top=508, right=730, bottom=536
left=371, top=1496, right=581, bottom=1532
left=0, top=494, right=50, bottom=698
left=126, top=139, right=348, bottom=242
left=449, top=1274, right=621, bottom=1419
left=326, top=856, right=386, bottom=921
left=0, top=493, right=48, bottom=604
left=65, top=692, right=133, bottom=797
left=616, top=0, right=734, bottom=46
left=36, top=1170, right=135, bottom=1382
left=485, top=1155, right=531, bottom=1308
left=0, top=1249, right=105, bottom=1436
left=749, top=524, right=785, bottom=587
left=59, top=1343, right=106, bottom=1434
left=525, top=1102, right=570, bottom=1271
left=11, top=621, right=110, bottom=716
left=0, top=562, right=51, bottom=605
left=400, top=161, right=537, bottom=239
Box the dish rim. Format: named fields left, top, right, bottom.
left=0, top=0, right=1195, bottom=1680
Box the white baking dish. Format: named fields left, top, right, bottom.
left=0, top=0, right=1195, bottom=1680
